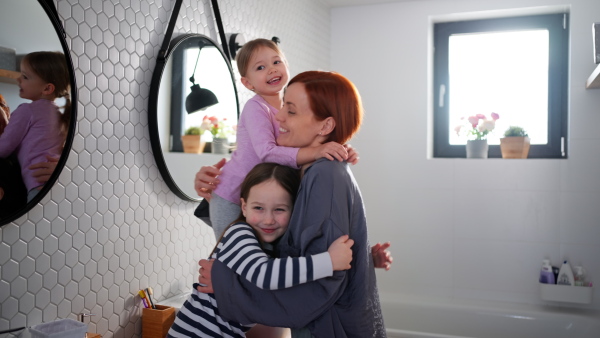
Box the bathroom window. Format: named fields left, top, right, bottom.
left=432, top=13, right=569, bottom=158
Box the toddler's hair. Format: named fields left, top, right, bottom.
left=235, top=38, right=286, bottom=77
left=22, top=51, right=71, bottom=134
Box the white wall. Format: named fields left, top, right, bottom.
left=332, top=0, right=600, bottom=309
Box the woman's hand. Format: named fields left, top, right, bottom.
left=328, top=234, right=354, bottom=271
left=194, top=158, right=227, bottom=201
left=344, top=144, right=360, bottom=165
left=314, top=142, right=349, bottom=162
left=196, top=259, right=215, bottom=293
left=28, top=155, right=59, bottom=183
left=371, top=242, right=393, bottom=270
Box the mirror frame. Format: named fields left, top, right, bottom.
left=0, top=0, right=78, bottom=226
left=148, top=33, right=239, bottom=202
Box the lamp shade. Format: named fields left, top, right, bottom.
left=186, top=84, right=218, bottom=114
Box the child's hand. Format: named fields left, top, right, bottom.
left=371, top=242, right=393, bottom=270
left=314, top=142, right=348, bottom=162
left=328, top=235, right=354, bottom=271
left=344, top=144, right=360, bottom=165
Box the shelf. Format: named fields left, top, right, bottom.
left=540, top=283, right=593, bottom=304
left=586, top=63, right=600, bottom=89
left=0, top=68, right=19, bottom=85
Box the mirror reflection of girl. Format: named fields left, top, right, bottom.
left=205, top=39, right=356, bottom=240
left=168, top=162, right=354, bottom=338
left=0, top=51, right=71, bottom=202
left=0, top=94, right=27, bottom=213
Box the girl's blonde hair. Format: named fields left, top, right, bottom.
left=235, top=38, right=286, bottom=77
left=22, top=51, right=71, bottom=134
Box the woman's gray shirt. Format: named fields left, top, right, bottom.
left=212, top=159, right=386, bottom=338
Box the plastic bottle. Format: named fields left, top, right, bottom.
left=573, top=266, right=586, bottom=286
left=539, top=259, right=555, bottom=284
left=557, top=260, right=575, bottom=286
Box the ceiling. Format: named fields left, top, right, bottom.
left=321, top=0, right=416, bottom=8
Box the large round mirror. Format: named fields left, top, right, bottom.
left=0, top=0, right=77, bottom=226
left=149, top=34, right=239, bottom=201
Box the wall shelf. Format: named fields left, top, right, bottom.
left=540, top=283, right=593, bottom=304
left=586, top=63, right=600, bottom=89
left=0, top=68, right=19, bottom=85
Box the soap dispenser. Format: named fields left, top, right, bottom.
left=539, top=259, right=555, bottom=284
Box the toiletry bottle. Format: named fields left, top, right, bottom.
left=573, top=266, right=586, bottom=286
left=539, top=259, right=555, bottom=284
left=552, top=266, right=560, bottom=283
left=557, top=260, right=575, bottom=286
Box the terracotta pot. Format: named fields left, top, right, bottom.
left=500, top=136, right=530, bottom=159
left=181, top=135, right=206, bottom=154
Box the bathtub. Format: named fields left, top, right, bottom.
left=381, top=296, right=600, bottom=338
left=160, top=291, right=600, bottom=337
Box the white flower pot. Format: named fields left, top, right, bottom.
left=466, top=140, right=488, bottom=158
left=211, top=137, right=229, bottom=154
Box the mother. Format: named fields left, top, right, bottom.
left=196, top=71, right=387, bottom=338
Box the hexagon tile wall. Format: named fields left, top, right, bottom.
left=0, top=0, right=330, bottom=337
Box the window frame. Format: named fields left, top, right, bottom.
left=433, top=13, right=569, bottom=158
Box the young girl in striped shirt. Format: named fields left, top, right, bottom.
left=168, top=162, right=354, bottom=338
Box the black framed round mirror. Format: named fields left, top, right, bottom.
left=0, top=0, right=78, bottom=226
left=148, top=34, right=239, bottom=201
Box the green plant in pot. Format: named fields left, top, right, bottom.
left=185, top=126, right=202, bottom=135
left=500, top=126, right=530, bottom=159
left=181, top=126, right=206, bottom=154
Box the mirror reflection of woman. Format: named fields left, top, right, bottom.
left=0, top=51, right=71, bottom=202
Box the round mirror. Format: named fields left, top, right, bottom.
left=0, top=0, right=77, bottom=226
left=149, top=34, right=239, bottom=201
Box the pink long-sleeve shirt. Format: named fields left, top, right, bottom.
left=0, top=99, right=64, bottom=191
left=214, top=95, right=299, bottom=204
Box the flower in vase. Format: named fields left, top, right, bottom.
left=455, top=113, right=500, bottom=141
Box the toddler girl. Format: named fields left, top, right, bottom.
left=208, top=39, right=351, bottom=238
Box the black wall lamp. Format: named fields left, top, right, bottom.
left=185, top=42, right=219, bottom=114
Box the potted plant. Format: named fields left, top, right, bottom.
left=454, top=113, right=500, bottom=158
left=201, top=116, right=235, bottom=154
left=181, top=126, right=206, bottom=154
left=500, top=126, right=530, bottom=159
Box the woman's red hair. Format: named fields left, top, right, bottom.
left=288, top=71, right=363, bottom=145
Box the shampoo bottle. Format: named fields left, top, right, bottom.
left=539, top=259, right=555, bottom=284
left=557, top=260, right=575, bottom=286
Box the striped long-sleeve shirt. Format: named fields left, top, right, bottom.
left=167, top=222, right=333, bottom=338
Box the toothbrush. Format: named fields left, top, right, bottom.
left=146, top=287, right=157, bottom=309
left=138, top=290, right=149, bottom=308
